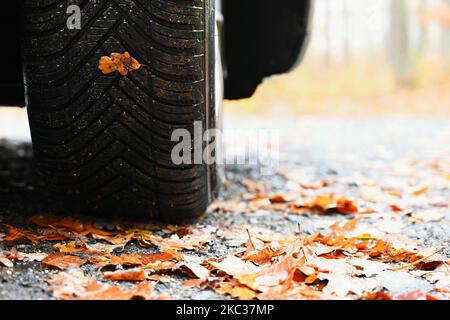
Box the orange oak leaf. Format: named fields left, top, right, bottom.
left=99, top=52, right=142, bottom=75
left=103, top=267, right=147, bottom=282
left=42, top=253, right=86, bottom=270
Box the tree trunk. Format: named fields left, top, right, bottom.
left=389, top=0, right=413, bottom=86
left=342, top=0, right=350, bottom=62
left=418, top=0, right=429, bottom=57
left=442, top=0, right=450, bottom=60
left=324, top=1, right=332, bottom=67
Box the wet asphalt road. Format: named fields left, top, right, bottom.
left=0, top=114, right=449, bottom=299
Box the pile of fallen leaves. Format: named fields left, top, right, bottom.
left=0, top=215, right=216, bottom=300
left=209, top=220, right=449, bottom=300
left=0, top=212, right=448, bottom=300
left=0, top=156, right=448, bottom=300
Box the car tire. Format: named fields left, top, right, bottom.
left=21, top=0, right=220, bottom=220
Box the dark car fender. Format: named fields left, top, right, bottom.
left=223, top=0, right=313, bottom=100
left=0, top=1, right=24, bottom=106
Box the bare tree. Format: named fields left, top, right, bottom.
left=389, top=0, right=413, bottom=86
left=443, top=0, right=450, bottom=59
left=418, top=0, right=429, bottom=57
left=342, top=0, right=351, bottom=62
left=324, top=1, right=332, bottom=67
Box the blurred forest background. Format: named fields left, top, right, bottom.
left=225, top=0, right=450, bottom=117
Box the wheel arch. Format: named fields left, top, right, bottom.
left=0, top=1, right=25, bottom=106
left=222, top=0, right=313, bottom=100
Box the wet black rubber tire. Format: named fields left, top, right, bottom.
left=21, top=0, right=217, bottom=220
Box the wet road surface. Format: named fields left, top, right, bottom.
left=1, top=113, right=449, bottom=299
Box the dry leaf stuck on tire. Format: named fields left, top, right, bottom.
left=98, top=52, right=142, bottom=76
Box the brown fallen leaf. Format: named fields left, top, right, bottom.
left=81, top=282, right=137, bottom=300
left=6, top=248, right=47, bottom=263
left=132, top=281, right=158, bottom=300
left=390, top=204, right=404, bottom=212
left=102, top=252, right=180, bottom=270
left=243, top=242, right=286, bottom=266
left=302, top=195, right=359, bottom=214
left=50, top=269, right=157, bottom=300
left=209, top=255, right=261, bottom=277
left=92, top=233, right=135, bottom=246
left=336, top=198, right=359, bottom=214
left=54, top=242, right=88, bottom=253
left=242, top=229, right=257, bottom=258
left=42, top=253, right=86, bottom=270
left=139, top=252, right=182, bottom=265
left=3, top=224, right=38, bottom=243
left=216, top=281, right=257, bottom=300
left=99, top=52, right=142, bottom=76
left=33, top=215, right=111, bottom=237
left=158, top=227, right=216, bottom=251
left=104, top=267, right=147, bottom=282
left=182, top=279, right=204, bottom=288
left=81, top=280, right=159, bottom=300
left=55, top=240, right=126, bottom=255
left=1, top=248, right=42, bottom=267
left=303, top=195, right=335, bottom=211
left=389, top=247, right=443, bottom=271
left=269, top=194, right=290, bottom=204
left=324, top=274, right=378, bottom=297
left=0, top=253, right=13, bottom=267
left=256, top=282, right=324, bottom=300
left=365, top=292, right=393, bottom=300
left=50, top=269, right=91, bottom=299
left=238, top=252, right=304, bottom=291
left=423, top=264, right=450, bottom=290
left=241, top=179, right=267, bottom=194
left=180, top=262, right=210, bottom=282
left=369, top=240, right=392, bottom=258
left=33, top=230, right=69, bottom=242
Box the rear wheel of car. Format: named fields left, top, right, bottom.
left=21, top=0, right=220, bottom=220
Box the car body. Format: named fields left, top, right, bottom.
left=0, top=0, right=313, bottom=220
left=0, top=0, right=313, bottom=106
